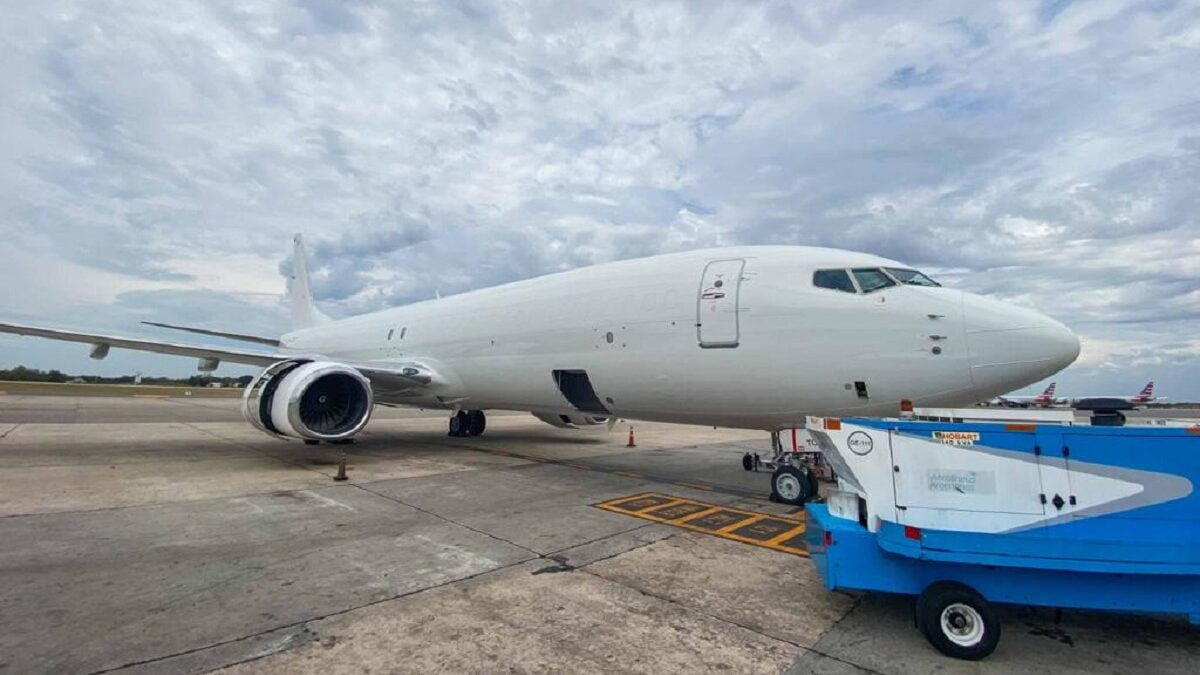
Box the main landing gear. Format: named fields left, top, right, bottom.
left=449, top=410, right=487, bottom=437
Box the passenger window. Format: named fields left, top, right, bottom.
left=852, top=268, right=896, bottom=293
left=813, top=269, right=857, bottom=294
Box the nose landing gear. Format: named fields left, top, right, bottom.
left=742, top=430, right=828, bottom=505
left=770, top=465, right=818, bottom=505
left=449, top=410, right=487, bottom=437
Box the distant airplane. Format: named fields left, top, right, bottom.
left=0, top=236, right=1080, bottom=443
left=989, top=381, right=1163, bottom=409
left=1130, top=381, right=1160, bottom=405
left=989, top=382, right=1058, bottom=408
left=1064, top=381, right=1162, bottom=407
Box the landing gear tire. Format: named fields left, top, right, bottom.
left=448, top=412, right=469, bottom=437
left=916, top=582, right=1000, bottom=660
left=770, top=466, right=814, bottom=505
left=466, top=410, right=486, bottom=437
left=741, top=453, right=754, bottom=471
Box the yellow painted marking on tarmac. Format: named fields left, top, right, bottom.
left=594, top=492, right=808, bottom=557
left=566, top=463, right=593, bottom=470
left=133, top=395, right=169, bottom=399
left=673, top=481, right=714, bottom=491
left=614, top=471, right=643, bottom=478
left=713, top=513, right=768, bottom=534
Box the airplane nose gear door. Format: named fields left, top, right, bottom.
left=696, top=259, right=745, bottom=348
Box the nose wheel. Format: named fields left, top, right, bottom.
left=770, top=466, right=817, bottom=505
left=449, top=410, right=487, bottom=437
left=747, top=431, right=827, bottom=505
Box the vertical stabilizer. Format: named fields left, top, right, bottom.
left=290, top=234, right=330, bottom=330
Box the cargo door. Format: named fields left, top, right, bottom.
left=552, top=369, right=611, bottom=415
left=696, top=259, right=744, bottom=348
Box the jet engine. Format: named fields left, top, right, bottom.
left=242, top=360, right=374, bottom=441
left=532, top=412, right=609, bottom=429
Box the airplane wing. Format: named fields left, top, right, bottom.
left=0, top=322, right=442, bottom=390
left=140, top=321, right=281, bottom=347
left=0, top=322, right=283, bottom=368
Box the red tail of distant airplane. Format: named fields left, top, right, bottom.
left=1032, top=382, right=1057, bottom=406
left=1131, top=381, right=1155, bottom=404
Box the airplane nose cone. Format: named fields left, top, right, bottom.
left=963, top=294, right=1081, bottom=396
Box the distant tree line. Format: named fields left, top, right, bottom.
left=0, top=365, right=254, bottom=388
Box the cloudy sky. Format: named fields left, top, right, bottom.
left=1, top=0, right=1198, bottom=398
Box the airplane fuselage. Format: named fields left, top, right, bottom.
left=281, top=246, right=1079, bottom=430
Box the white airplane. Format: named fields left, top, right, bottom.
left=1060, top=381, right=1163, bottom=407
left=990, top=380, right=1164, bottom=409
left=987, top=382, right=1058, bottom=408
left=0, top=236, right=1080, bottom=443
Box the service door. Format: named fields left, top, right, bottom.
left=696, top=259, right=744, bottom=348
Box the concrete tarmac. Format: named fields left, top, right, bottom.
left=1, top=395, right=1198, bottom=674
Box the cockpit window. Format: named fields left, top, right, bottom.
left=852, top=268, right=896, bottom=293
left=884, top=267, right=941, bottom=287
left=812, top=269, right=856, bottom=294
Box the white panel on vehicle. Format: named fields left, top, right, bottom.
left=891, top=429, right=1045, bottom=516
left=827, top=490, right=861, bottom=522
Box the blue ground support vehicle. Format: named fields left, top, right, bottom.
left=800, top=409, right=1200, bottom=660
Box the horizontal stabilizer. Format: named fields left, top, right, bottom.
left=141, top=321, right=280, bottom=347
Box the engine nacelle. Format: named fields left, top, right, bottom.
left=242, top=360, right=374, bottom=441
left=532, top=412, right=609, bottom=429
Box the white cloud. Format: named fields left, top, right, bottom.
left=0, top=0, right=1198, bottom=396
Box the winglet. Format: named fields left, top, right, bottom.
left=290, top=234, right=330, bottom=330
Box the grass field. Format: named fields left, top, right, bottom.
left=0, top=381, right=243, bottom=398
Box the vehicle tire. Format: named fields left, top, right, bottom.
left=466, top=410, right=486, bottom=436
left=808, top=471, right=821, bottom=501
left=770, top=466, right=814, bottom=505
left=742, top=453, right=754, bottom=471
left=448, top=412, right=468, bottom=437
left=916, top=582, right=1000, bottom=660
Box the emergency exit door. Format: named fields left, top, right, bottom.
left=696, top=259, right=744, bottom=348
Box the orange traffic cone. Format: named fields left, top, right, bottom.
left=626, top=425, right=636, bottom=448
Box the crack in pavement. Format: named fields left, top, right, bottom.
left=91, top=526, right=678, bottom=673
left=780, top=592, right=878, bottom=675
left=581, top=567, right=886, bottom=675
left=87, top=558, right=535, bottom=675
